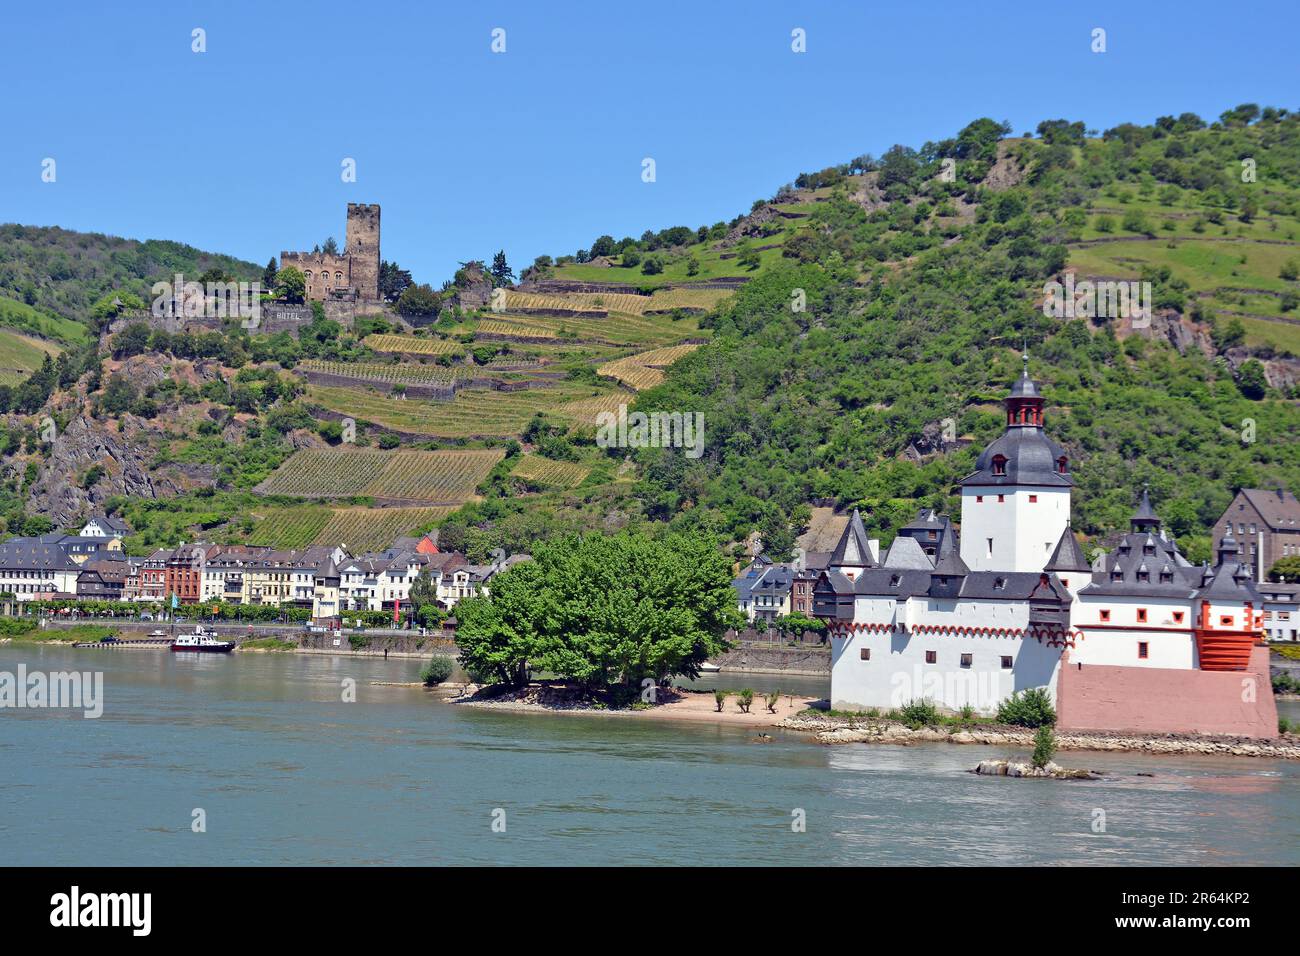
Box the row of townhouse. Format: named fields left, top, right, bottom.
left=0, top=522, right=530, bottom=621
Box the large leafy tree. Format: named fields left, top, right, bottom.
left=455, top=532, right=740, bottom=691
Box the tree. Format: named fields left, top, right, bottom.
left=490, top=250, right=515, bottom=288
left=111, top=322, right=152, bottom=359
left=1236, top=359, right=1268, bottom=400
left=454, top=532, right=740, bottom=691
left=322, top=237, right=339, bottom=255
left=396, top=283, right=440, bottom=316
left=275, top=267, right=306, bottom=304
left=1268, top=556, right=1300, bottom=582
left=379, top=260, right=413, bottom=301
left=262, top=257, right=278, bottom=289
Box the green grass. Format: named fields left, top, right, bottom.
left=0, top=620, right=118, bottom=643
left=0, top=295, right=90, bottom=344
left=0, top=328, right=62, bottom=385
left=240, top=637, right=297, bottom=651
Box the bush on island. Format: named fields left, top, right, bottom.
left=421, top=655, right=455, bottom=686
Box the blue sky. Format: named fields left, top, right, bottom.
left=0, top=0, right=1295, bottom=285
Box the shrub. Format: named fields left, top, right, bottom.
left=347, top=633, right=369, bottom=650
left=997, top=688, right=1056, bottom=728
left=765, top=690, right=780, bottom=714
left=1031, top=726, right=1057, bottom=769
left=898, top=698, right=940, bottom=729
left=714, top=689, right=725, bottom=712
left=420, top=655, right=455, bottom=686
left=737, top=688, right=754, bottom=713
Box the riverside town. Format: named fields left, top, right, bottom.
left=0, top=0, right=1295, bottom=928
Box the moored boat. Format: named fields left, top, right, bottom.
left=171, top=628, right=236, bottom=653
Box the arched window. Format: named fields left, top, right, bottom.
left=335, top=272, right=343, bottom=283
left=304, top=271, right=313, bottom=281
left=991, top=454, right=1007, bottom=477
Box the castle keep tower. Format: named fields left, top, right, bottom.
left=279, top=203, right=381, bottom=304
left=344, top=203, right=380, bottom=303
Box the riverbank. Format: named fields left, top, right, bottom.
left=780, top=713, right=1300, bottom=760
left=451, top=683, right=820, bottom=727
left=445, top=682, right=1300, bottom=758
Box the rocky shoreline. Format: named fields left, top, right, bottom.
left=778, top=713, right=1300, bottom=760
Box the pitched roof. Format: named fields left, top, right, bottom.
left=1045, top=526, right=1092, bottom=573
left=1239, top=488, right=1300, bottom=530
left=830, top=508, right=875, bottom=568
left=882, top=536, right=933, bottom=570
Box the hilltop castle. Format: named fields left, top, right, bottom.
left=280, top=203, right=381, bottom=304
left=814, top=356, right=1277, bottom=738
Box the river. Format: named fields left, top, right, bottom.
left=2, top=645, right=1297, bottom=866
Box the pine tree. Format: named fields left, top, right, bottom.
left=490, top=250, right=515, bottom=288
left=262, top=257, right=278, bottom=289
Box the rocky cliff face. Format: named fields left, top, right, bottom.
left=25, top=413, right=204, bottom=527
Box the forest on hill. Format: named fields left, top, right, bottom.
left=0, top=104, right=1296, bottom=564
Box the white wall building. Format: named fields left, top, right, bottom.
left=817, top=357, right=1264, bottom=714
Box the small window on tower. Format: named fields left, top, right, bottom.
left=1173, top=611, right=1184, bottom=623
left=859, top=648, right=870, bottom=661
left=992, top=455, right=1007, bottom=477
left=925, top=650, right=937, bottom=664
left=1057, top=456, right=1068, bottom=474
left=1000, top=656, right=1013, bottom=669
left=960, top=654, right=972, bottom=668
left=1100, top=609, right=1111, bottom=622
left=986, top=538, right=993, bottom=558
left=1138, top=642, right=1149, bottom=660
left=997, top=494, right=1005, bottom=503
left=1220, top=615, right=1233, bottom=627
left=1028, top=494, right=1038, bottom=503
left=1136, top=608, right=1148, bottom=623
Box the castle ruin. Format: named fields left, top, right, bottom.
left=280, top=203, right=381, bottom=304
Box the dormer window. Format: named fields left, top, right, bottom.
left=1136, top=570, right=1149, bottom=582
left=994, top=577, right=1006, bottom=590
left=1159, top=571, right=1173, bottom=583
left=1056, top=456, right=1068, bottom=474
left=1111, top=571, right=1123, bottom=582
left=991, top=455, right=1008, bottom=477
left=890, top=574, right=901, bottom=587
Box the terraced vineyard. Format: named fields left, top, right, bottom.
left=477, top=311, right=703, bottom=348
left=245, top=505, right=333, bottom=548
left=307, top=382, right=624, bottom=437
left=511, top=455, right=591, bottom=489
left=502, top=290, right=603, bottom=314
left=314, top=506, right=457, bottom=552
left=256, top=447, right=503, bottom=502
left=364, top=333, right=461, bottom=356
left=597, top=344, right=702, bottom=390
left=476, top=318, right=558, bottom=339
left=555, top=390, right=633, bottom=424
left=299, top=360, right=459, bottom=385
left=255, top=449, right=390, bottom=497
left=366, top=448, right=503, bottom=501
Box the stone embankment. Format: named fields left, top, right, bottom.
left=779, top=713, right=1300, bottom=760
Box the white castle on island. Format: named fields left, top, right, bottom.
left=813, top=356, right=1277, bottom=738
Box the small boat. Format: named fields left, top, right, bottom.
left=171, top=629, right=235, bottom=654
left=699, top=661, right=722, bottom=673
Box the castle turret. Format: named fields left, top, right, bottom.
left=958, top=352, right=1072, bottom=573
